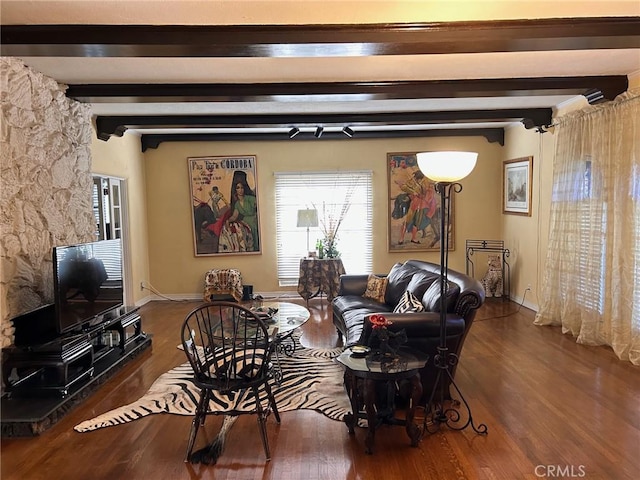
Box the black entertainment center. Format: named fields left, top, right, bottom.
left=2, top=304, right=147, bottom=397
left=1, top=239, right=152, bottom=437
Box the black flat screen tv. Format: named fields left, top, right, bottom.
left=53, top=239, right=124, bottom=334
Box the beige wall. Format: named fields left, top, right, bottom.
left=93, top=82, right=640, bottom=313
left=90, top=132, right=150, bottom=305
left=502, top=125, right=555, bottom=310
left=137, top=135, right=504, bottom=296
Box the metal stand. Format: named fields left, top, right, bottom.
left=466, top=239, right=511, bottom=299
left=422, top=182, right=488, bottom=436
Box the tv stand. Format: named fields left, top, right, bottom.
left=2, top=335, right=94, bottom=397
left=2, top=306, right=147, bottom=397
left=104, top=307, right=144, bottom=353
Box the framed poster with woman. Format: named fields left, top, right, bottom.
left=188, top=155, right=261, bottom=256
left=387, top=152, right=454, bottom=252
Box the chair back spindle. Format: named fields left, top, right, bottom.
left=180, top=301, right=280, bottom=463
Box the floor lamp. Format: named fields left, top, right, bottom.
left=416, top=151, right=488, bottom=435
left=297, top=208, right=319, bottom=254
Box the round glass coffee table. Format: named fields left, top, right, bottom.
left=262, top=301, right=310, bottom=347
left=254, top=301, right=310, bottom=383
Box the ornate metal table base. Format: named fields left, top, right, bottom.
left=275, top=331, right=299, bottom=357
left=343, top=368, right=423, bottom=454
left=271, top=333, right=300, bottom=384
left=261, top=302, right=310, bottom=385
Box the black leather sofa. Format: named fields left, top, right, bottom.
left=331, top=259, right=485, bottom=402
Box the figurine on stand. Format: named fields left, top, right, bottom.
left=366, top=314, right=407, bottom=361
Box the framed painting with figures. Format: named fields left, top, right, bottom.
left=189, top=155, right=261, bottom=256
left=503, top=156, right=533, bottom=216
left=387, top=152, right=454, bottom=252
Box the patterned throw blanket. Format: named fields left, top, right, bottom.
left=203, top=268, right=244, bottom=302
left=74, top=343, right=349, bottom=433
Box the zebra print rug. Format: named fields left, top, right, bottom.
left=74, top=343, right=349, bottom=432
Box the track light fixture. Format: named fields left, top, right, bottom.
left=288, top=126, right=354, bottom=139
left=342, top=126, right=354, bottom=137
left=288, top=127, right=300, bottom=139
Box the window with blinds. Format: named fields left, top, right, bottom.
left=632, top=163, right=640, bottom=329
left=576, top=158, right=606, bottom=313
left=275, top=171, right=373, bottom=287
left=575, top=201, right=606, bottom=313
left=93, top=176, right=123, bottom=241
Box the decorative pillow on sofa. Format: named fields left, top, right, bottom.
left=363, top=274, right=388, bottom=303
left=393, top=290, right=426, bottom=313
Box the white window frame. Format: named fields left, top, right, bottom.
left=93, top=175, right=132, bottom=305
left=275, top=171, right=373, bottom=286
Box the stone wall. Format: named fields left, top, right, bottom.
left=0, top=57, right=95, bottom=348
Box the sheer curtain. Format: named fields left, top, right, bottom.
left=534, top=89, right=640, bottom=365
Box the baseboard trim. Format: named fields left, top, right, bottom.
left=135, top=291, right=301, bottom=304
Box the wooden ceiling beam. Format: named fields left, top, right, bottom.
left=140, top=128, right=506, bottom=151
left=66, top=76, right=628, bottom=103
left=3, top=18, right=639, bottom=58
left=95, top=109, right=551, bottom=140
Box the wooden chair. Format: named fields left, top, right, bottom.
left=180, top=301, right=280, bottom=463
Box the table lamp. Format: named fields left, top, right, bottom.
left=297, top=209, right=319, bottom=254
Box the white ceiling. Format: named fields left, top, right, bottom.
left=3, top=0, right=638, bottom=25
left=2, top=1, right=639, bottom=139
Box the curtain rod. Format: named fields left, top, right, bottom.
left=553, top=88, right=639, bottom=127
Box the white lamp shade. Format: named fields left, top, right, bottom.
left=416, top=151, right=478, bottom=182
left=297, top=209, right=319, bottom=228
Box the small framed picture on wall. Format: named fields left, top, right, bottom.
left=503, top=156, right=533, bottom=216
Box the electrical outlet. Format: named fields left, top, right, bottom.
left=140, top=281, right=144, bottom=291
left=526, top=283, right=532, bottom=291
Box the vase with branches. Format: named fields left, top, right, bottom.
left=312, top=180, right=358, bottom=259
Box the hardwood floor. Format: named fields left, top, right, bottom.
left=2, top=297, right=639, bottom=479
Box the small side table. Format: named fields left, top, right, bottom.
left=297, top=258, right=346, bottom=304
left=336, top=347, right=428, bottom=454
